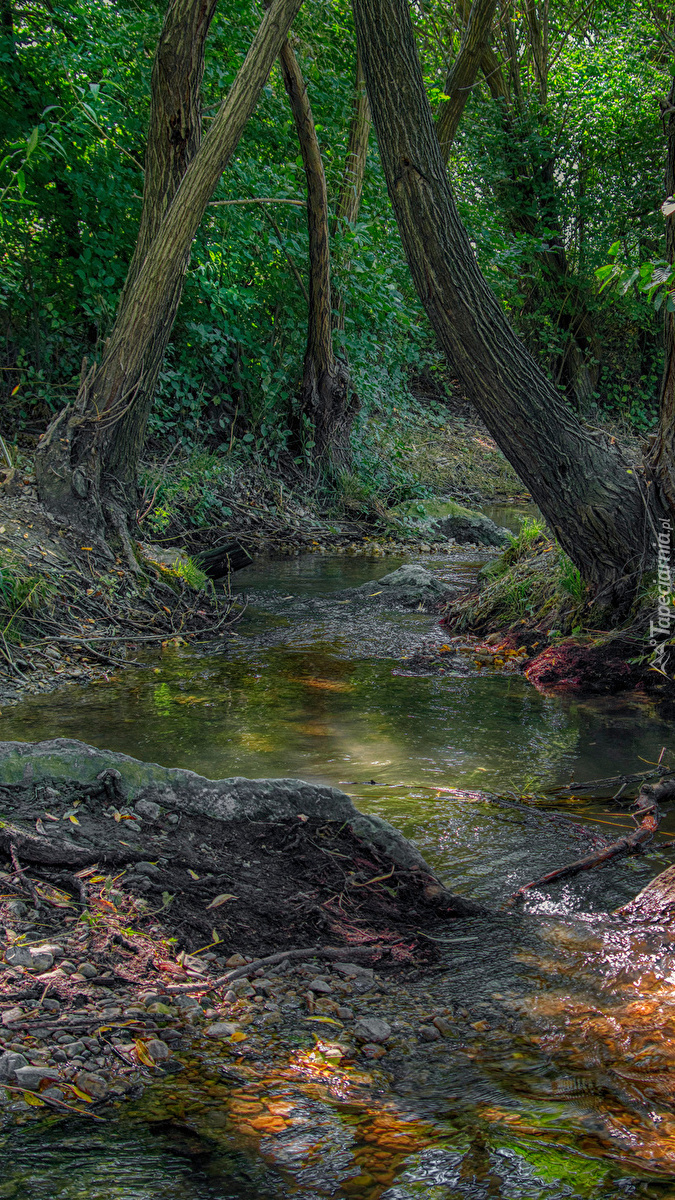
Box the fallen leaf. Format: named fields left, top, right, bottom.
left=206, top=893, right=238, bottom=909
left=187, top=869, right=200, bottom=880
left=43, top=811, right=59, bottom=821
left=297, top=814, right=308, bottom=823
left=230, top=1030, right=247, bottom=1043
left=35, top=819, right=47, bottom=836
left=304, top=1015, right=343, bottom=1026
left=69, top=1085, right=94, bottom=1102
left=22, top=1091, right=46, bottom=1106
left=134, top=1039, right=156, bottom=1067
left=68, top=814, right=80, bottom=825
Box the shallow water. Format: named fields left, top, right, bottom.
left=2, top=547, right=675, bottom=1197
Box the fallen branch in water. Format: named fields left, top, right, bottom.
left=508, top=778, right=675, bottom=905
left=164, top=943, right=386, bottom=994
left=545, top=765, right=675, bottom=797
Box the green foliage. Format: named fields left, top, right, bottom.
left=503, top=516, right=548, bottom=565
left=558, top=552, right=588, bottom=603
left=0, top=549, right=55, bottom=637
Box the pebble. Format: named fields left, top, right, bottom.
left=145, top=1039, right=171, bottom=1061
left=308, top=978, right=332, bottom=995
left=205, top=1022, right=239, bottom=1039
left=418, top=1024, right=441, bottom=1042
left=336, top=1006, right=354, bottom=1020
left=74, top=1070, right=109, bottom=1099
left=433, top=1016, right=453, bottom=1036
left=135, top=800, right=161, bottom=821
left=1, top=1008, right=23, bottom=1026
left=361, top=1043, right=387, bottom=1059
left=353, top=1018, right=392, bottom=1044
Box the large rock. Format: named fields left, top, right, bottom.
left=0, top=1051, right=28, bottom=1081
left=389, top=498, right=510, bottom=547
left=339, top=565, right=461, bottom=612
left=0, top=739, right=483, bottom=916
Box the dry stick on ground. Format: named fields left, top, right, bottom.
left=508, top=779, right=675, bottom=904
left=164, top=943, right=385, bottom=995
left=8, top=843, right=40, bottom=908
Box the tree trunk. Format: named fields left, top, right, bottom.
left=103, top=0, right=218, bottom=500
left=331, top=54, right=372, bottom=332
left=436, top=0, right=499, bottom=160
left=35, top=0, right=305, bottom=541
left=279, top=39, right=357, bottom=463
left=648, top=76, right=675, bottom=518
left=334, top=54, right=371, bottom=229
left=352, top=0, right=666, bottom=607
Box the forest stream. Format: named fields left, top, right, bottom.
left=2, top=530, right=675, bottom=1199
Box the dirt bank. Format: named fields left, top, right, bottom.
left=0, top=740, right=481, bottom=1120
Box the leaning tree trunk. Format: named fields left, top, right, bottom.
left=352, top=0, right=667, bottom=608
left=35, top=0, right=305, bottom=543
left=102, top=0, right=218, bottom=507
left=331, top=54, right=372, bottom=332
left=648, top=75, right=675, bottom=519
left=436, top=0, right=499, bottom=160
left=278, top=39, right=357, bottom=463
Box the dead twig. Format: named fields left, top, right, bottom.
left=164, top=943, right=385, bottom=995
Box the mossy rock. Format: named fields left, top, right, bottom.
left=388, top=499, right=510, bottom=547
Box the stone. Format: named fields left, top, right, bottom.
left=432, top=1016, right=453, bottom=1036
left=4, top=946, right=32, bottom=969
left=33, top=943, right=64, bottom=960
left=361, top=1043, right=387, bottom=1059
left=74, top=1070, right=109, bottom=1099
left=139, top=992, right=163, bottom=1006
left=29, top=950, right=54, bottom=972
left=226, top=953, right=247, bottom=968
left=51, top=1050, right=67, bottom=1064
left=205, top=1022, right=239, bottom=1038
left=63, top=1041, right=85, bottom=1057
left=308, top=978, right=332, bottom=994
left=42, top=1087, right=66, bottom=1101
left=6, top=900, right=28, bottom=919
left=135, top=800, right=161, bottom=821
left=353, top=1018, right=391, bottom=1044
left=333, top=963, right=374, bottom=980
left=14, top=1065, right=60, bottom=1090
left=1, top=1007, right=23, bottom=1026
left=145, top=1039, right=171, bottom=1061
left=77, top=962, right=98, bottom=979
left=0, top=1051, right=28, bottom=1080
left=232, top=979, right=255, bottom=997
left=134, top=862, right=161, bottom=878
left=336, top=1006, right=354, bottom=1020
left=418, top=1024, right=441, bottom=1042
left=59, top=960, right=77, bottom=973
left=175, top=995, right=201, bottom=1011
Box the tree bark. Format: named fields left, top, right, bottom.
left=352, top=0, right=666, bottom=607
left=334, top=54, right=371, bottom=229
left=436, top=0, right=499, bottom=161
left=648, top=75, right=675, bottom=518
left=103, top=0, right=218, bottom=498
left=35, top=0, right=305, bottom=540
left=279, top=39, right=357, bottom=463
left=332, top=54, right=371, bottom=332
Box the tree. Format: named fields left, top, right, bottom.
left=352, top=0, right=668, bottom=607
left=648, top=74, right=675, bottom=516
left=435, top=0, right=499, bottom=160
left=278, top=38, right=357, bottom=463
left=35, top=0, right=305, bottom=548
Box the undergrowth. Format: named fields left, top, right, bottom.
left=0, top=549, right=55, bottom=641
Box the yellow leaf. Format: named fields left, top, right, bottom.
left=212, top=929, right=221, bottom=942
left=80, top=546, right=93, bottom=551
left=89, top=875, right=106, bottom=883
left=187, top=869, right=200, bottom=880
left=23, top=1091, right=46, bottom=1106
left=229, top=1030, right=247, bottom=1043
left=304, top=1016, right=343, bottom=1026
left=69, top=1086, right=94, bottom=1103
left=134, top=1039, right=156, bottom=1067
left=113, top=811, right=121, bottom=822
left=205, top=893, right=238, bottom=909
left=10, top=384, right=20, bottom=396
left=69, top=814, right=80, bottom=825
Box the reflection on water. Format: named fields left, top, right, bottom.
left=2, top=551, right=675, bottom=1195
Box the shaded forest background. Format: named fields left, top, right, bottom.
left=0, top=0, right=671, bottom=506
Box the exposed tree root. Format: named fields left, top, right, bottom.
left=508, top=779, right=675, bottom=904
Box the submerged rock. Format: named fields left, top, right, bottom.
left=338, top=565, right=462, bottom=611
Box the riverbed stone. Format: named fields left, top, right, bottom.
left=205, top=1022, right=240, bottom=1038
left=4, top=945, right=33, bottom=968
left=1, top=1007, right=24, bottom=1026
left=308, top=978, right=332, bottom=994
left=418, top=1024, right=441, bottom=1042
left=145, top=1039, right=171, bottom=1061
left=14, top=1065, right=60, bottom=1090
left=353, top=1018, right=391, bottom=1044
left=0, top=1051, right=28, bottom=1080
left=77, top=962, right=98, bottom=978
left=74, top=1070, right=109, bottom=1098
left=135, top=799, right=161, bottom=821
